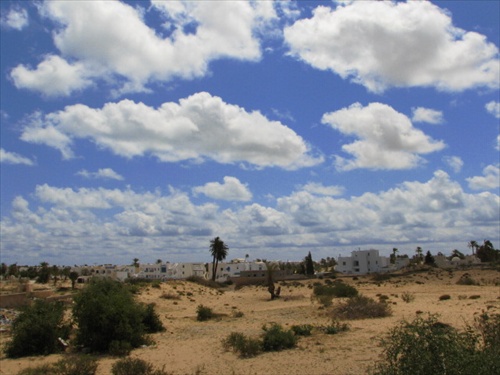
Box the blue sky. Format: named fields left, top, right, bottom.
left=1, top=0, right=499, bottom=266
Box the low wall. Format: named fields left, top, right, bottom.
left=0, top=290, right=71, bottom=309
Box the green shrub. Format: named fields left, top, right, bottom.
left=261, top=323, right=297, bottom=352
left=141, top=303, right=165, bottom=333
left=72, top=278, right=151, bottom=353
left=291, top=324, right=314, bottom=336
left=313, top=282, right=358, bottom=299
left=222, top=332, right=261, bottom=358
left=456, top=275, right=478, bottom=286
left=332, top=295, right=392, bottom=320
left=401, top=292, right=415, bottom=303
left=372, top=313, right=500, bottom=375
left=5, top=299, right=69, bottom=358
left=17, top=356, right=98, bottom=375
left=321, top=320, right=350, bottom=335
left=439, top=294, right=451, bottom=301
left=111, top=358, right=168, bottom=375
left=196, top=304, right=213, bottom=321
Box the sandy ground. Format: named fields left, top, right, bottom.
left=0, top=267, right=499, bottom=375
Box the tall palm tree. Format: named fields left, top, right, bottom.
left=467, top=240, right=478, bottom=255
left=210, top=237, right=228, bottom=281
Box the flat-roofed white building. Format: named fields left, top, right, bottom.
left=336, top=249, right=391, bottom=274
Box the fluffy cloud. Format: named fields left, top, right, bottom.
left=301, top=182, right=344, bottom=197
left=76, top=168, right=124, bottom=181
left=193, top=177, right=252, bottom=201
left=284, top=1, right=499, bottom=92
left=412, top=107, right=444, bottom=124
left=11, top=0, right=277, bottom=96
left=11, top=55, right=92, bottom=97
left=1, top=7, right=29, bottom=30
left=2, top=171, right=497, bottom=265
left=322, top=103, right=445, bottom=170
left=485, top=101, right=500, bottom=119
left=20, top=92, right=321, bottom=169
left=0, top=148, right=35, bottom=166
left=467, top=164, right=500, bottom=190
left=443, top=156, right=464, bottom=173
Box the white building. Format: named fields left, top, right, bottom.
left=336, top=249, right=391, bottom=274
left=208, top=259, right=266, bottom=282
left=137, top=262, right=207, bottom=280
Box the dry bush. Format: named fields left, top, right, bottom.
left=332, top=295, right=392, bottom=320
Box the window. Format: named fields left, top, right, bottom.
left=342, top=262, right=346, bottom=266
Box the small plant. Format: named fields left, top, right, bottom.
left=313, top=282, right=358, bottom=299
left=141, top=303, right=165, bottom=333
left=231, top=310, right=244, bottom=318
left=108, top=340, right=133, bottom=357
left=196, top=304, right=213, bottom=321
left=469, top=295, right=481, bottom=299
left=401, top=292, right=415, bottom=303
left=261, top=323, right=297, bottom=352
left=457, top=274, right=478, bottom=286
left=321, top=320, right=350, bottom=335
left=222, top=332, right=261, bottom=358
left=17, top=356, right=98, bottom=375
left=332, top=295, right=392, bottom=320
left=439, top=294, right=451, bottom=301
left=291, top=324, right=314, bottom=336
left=161, top=292, right=181, bottom=300
left=111, top=357, right=168, bottom=375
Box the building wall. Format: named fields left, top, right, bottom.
left=336, top=250, right=390, bottom=274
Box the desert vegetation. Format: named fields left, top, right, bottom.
left=1, top=265, right=499, bottom=375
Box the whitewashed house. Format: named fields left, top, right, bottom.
left=208, top=259, right=266, bottom=282
left=336, top=249, right=391, bottom=275
left=136, top=262, right=207, bottom=280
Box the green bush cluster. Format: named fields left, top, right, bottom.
left=111, top=358, right=168, bottom=375
left=196, top=304, right=213, bottom=321
left=372, top=313, right=500, bottom=375
left=291, top=324, right=314, bottom=336
left=5, top=299, right=70, bottom=358
left=313, top=282, right=359, bottom=298
left=223, top=323, right=297, bottom=358
left=73, top=278, right=164, bottom=354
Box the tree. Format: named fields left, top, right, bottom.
left=0, top=263, right=7, bottom=277
left=468, top=240, right=479, bottom=255
left=156, top=259, right=162, bottom=264
left=5, top=299, right=69, bottom=358
left=304, top=252, right=315, bottom=276
left=37, top=262, right=51, bottom=284
left=132, top=258, right=140, bottom=268
left=7, top=263, right=19, bottom=278
left=209, top=236, right=228, bottom=281
left=69, top=271, right=79, bottom=290
left=390, top=248, right=399, bottom=264
left=476, top=240, right=500, bottom=263
left=424, top=251, right=435, bottom=265
left=415, top=247, right=423, bottom=263
left=72, top=278, right=162, bottom=354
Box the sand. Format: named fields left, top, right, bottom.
left=0, top=267, right=499, bottom=375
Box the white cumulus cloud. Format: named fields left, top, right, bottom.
left=301, top=182, right=344, bottom=196
left=322, top=102, right=445, bottom=171
left=76, top=168, right=124, bottom=181
left=193, top=176, right=252, bottom=201
left=11, top=55, right=92, bottom=97
left=0, top=148, right=35, bottom=166
left=412, top=107, right=444, bottom=124
left=1, top=7, right=29, bottom=30
left=443, top=156, right=464, bottom=173
left=485, top=101, right=500, bottom=119
left=20, top=92, right=322, bottom=169
left=467, top=164, right=500, bottom=190
left=284, top=1, right=499, bottom=93
left=11, top=0, right=278, bottom=96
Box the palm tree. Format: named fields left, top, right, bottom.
left=415, top=247, right=423, bottom=263
left=467, top=240, right=478, bottom=255
left=132, top=258, right=139, bottom=268
left=210, top=237, right=229, bottom=281
left=156, top=259, right=162, bottom=264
